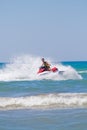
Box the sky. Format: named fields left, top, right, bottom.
left=0, top=0, right=87, bottom=61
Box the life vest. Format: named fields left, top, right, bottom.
left=43, top=61, right=50, bottom=68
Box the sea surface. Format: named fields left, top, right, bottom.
left=0, top=55, right=87, bottom=130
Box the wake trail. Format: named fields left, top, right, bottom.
left=0, top=55, right=82, bottom=81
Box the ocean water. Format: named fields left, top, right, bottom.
left=0, top=55, right=87, bottom=130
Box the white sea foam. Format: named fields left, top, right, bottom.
left=78, top=70, right=87, bottom=74
left=0, top=93, right=87, bottom=110
left=0, top=55, right=82, bottom=81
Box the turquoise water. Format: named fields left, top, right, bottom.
left=0, top=56, right=87, bottom=130
left=1, top=109, right=87, bottom=130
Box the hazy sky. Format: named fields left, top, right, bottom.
left=0, top=0, right=87, bottom=61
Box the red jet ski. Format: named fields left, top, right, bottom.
left=37, top=66, right=58, bottom=74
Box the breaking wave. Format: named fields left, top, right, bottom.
left=0, top=93, right=87, bottom=110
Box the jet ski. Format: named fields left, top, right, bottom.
left=37, top=66, right=58, bottom=74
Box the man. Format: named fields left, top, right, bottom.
left=41, top=58, right=51, bottom=71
